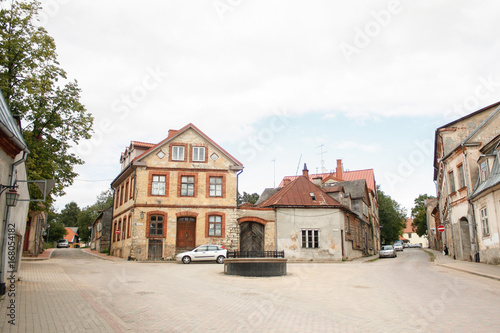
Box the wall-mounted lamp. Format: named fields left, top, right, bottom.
left=0, top=185, right=20, bottom=207
left=140, top=211, right=145, bottom=219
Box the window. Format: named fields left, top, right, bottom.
left=208, top=216, right=222, bottom=236
left=127, top=215, right=132, bottom=238
left=458, top=165, right=466, bottom=189
left=172, top=146, right=185, bottom=161
left=192, top=147, right=205, bottom=162
left=181, top=176, right=195, bottom=196
left=302, top=229, right=319, bottom=248
left=130, top=176, right=135, bottom=199
left=209, top=177, right=223, bottom=197
left=346, top=215, right=351, bottom=233
left=151, top=175, right=166, bottom=195
left=480, top=161, right=489, bottom=182
left=480, top=207, right=490, bottom=236
left=448, top=171, right=456, bottom=193
left=149, top=215, right=164, bottom=237
left=125, top=181, right=129, bottom=203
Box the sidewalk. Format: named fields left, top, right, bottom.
left=81, top=248, right=124, bottom=262
left=425, top=248, right=500, bottom=281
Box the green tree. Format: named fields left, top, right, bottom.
left=238, top=192, right=260, bottom=205
left=0, top=0, right=93, bottom=209
left=377, top=186, right=406, bottom=244
left=411, top=194, right=435, bottom=237
left=77, top=190, right=113, bottom=243
left=59, top=201, right=80, bottom=227
left=46, top=208, right=67, bottom=243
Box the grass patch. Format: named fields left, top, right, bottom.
left=423, top=250, right=435, bottom=262
left=366, top=257, right=380, bottom=263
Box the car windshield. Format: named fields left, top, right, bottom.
left=382, top=246, right=392, bottom=250
left=58, top=240, right=66, bottom=243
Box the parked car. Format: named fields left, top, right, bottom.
left=57, top=239, right=69, bottom=248
left=379, top=245, right=397, bottom=258
left=176, top=245, right=227, bottom=264
left=393, top=240, right=404, bottom=251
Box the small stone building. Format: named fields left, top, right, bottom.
left=90, top=206, right=113, bottom=253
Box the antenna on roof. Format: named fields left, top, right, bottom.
left=316, top=144, right=327, bottom=173
left=295, top=154, right=302, bottom=176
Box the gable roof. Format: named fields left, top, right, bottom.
left=332, top=179, right=369, bottom=200
left=433, top=101, right=500, bottom=178
left=133, top=123, right=243, bottom=167
left=258, top=175, right=342, bottom=207
left=64, top=227, right=79, bottom=243
left=404, top=218, right=415, bottom=233
left=470, top=152, right=500, bottom=200
left=279, top=169, right=376, bottom=193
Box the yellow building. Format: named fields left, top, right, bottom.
left=110, top=124, right=243, bottom=260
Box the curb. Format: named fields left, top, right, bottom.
left=80, top=249, right=123, bottom=262
left=436, top=263, right=500, bottom=282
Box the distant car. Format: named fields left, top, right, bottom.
left=57, top=239, right=69, bottom=248
left=393, top=240, right=404, bottom=251
left=379, top=245, right=397, bottom=258
left=176, top=245, right=227, bottom=264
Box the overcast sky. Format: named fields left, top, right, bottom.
left=34, top=0, right=500, bottom=214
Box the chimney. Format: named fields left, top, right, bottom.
left=168, top=129, right=179, bottom=139
left=313, top=176, right=322, bottom=187
left=336, top=159, right=343, bottom=180
left=283, top=178, right=291, bottom=186
left=302, top=163, right=309, bottom=177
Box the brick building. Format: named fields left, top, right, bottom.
left=110, top=123, right=243, bottom=260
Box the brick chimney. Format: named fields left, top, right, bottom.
left=336, top=159, right=343, bottom=180
left=302, top=163, right=309, bottom=177
left=168, top=129, right=179, bottom=139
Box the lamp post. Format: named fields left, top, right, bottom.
left=0, top=185, right=19, bottom=207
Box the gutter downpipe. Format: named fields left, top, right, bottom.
left=0, top=150, right=28, bottom=295
left=441, top=159, right=456, bottom=259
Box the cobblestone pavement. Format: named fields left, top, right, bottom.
left=1, top=248, right=499, bottom=332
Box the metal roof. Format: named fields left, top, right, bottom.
left=470, top=153, right=500, bottom=200
left=0, top=90, right=28, bottom=151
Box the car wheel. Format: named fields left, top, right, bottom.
left=216, top=255, right=225, bottom=264
left=182, top=256, right=191, bottom=264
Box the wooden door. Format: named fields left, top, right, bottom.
left=148, top=239, right=163, bottom=260
left=176, top=217, right=196, bottom=249
left=240, top=222, right=264, bottom=252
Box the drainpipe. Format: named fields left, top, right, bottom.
left=0, top=150, right=28, bottom=295
left=441, top=160, right=456, bottom=259
left=236, top=169, right=243, bottom=208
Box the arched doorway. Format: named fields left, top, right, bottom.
left=177, top=217, right=196, bottom=250
left=460, top=217, right=472, bottom=261
left=240, top=222, right=264, bottom=252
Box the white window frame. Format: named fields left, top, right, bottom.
left=480, top=207, right=490, bottom=236
left=301, top=229, right=320, bottom=249
left=180, top=176, right=195, bottom=196
left=480, top=161, right=489, bottom=182
left=192, top=146, right=205, bottom=162
left=151, top=175, right=166, bottom=195
left=208, top=216, right=222, bottom=236
left=209, top=177, right=223, bottom=197
left=172, top=146, right=185, bottom=161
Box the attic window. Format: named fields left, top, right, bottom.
left=310, top=192, right=316, bottom=201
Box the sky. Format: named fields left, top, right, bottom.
left=30, top=0, right=500, bottom=214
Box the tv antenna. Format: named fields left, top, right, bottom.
left=316, top=144, right=327, bottom=173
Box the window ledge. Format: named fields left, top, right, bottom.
left=458, top=187, right=467, bottom=193
left=449, top=191, right=457, bottom=197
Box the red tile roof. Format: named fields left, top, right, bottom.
left=259, top=175, right=342, bottom=207
left=279, top=169, right=376, bottom=193
left=404, top=218, right=415, bottom=233
left=64, top=228, right=78, bottom=243
left=132, top=123, right=243, bottom=166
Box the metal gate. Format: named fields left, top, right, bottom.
left=148, top=239, right=163, bottom=260
left=240, top=222, right=264, bottom=252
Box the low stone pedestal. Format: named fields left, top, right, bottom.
left=224, top=258, right=287, bottom=277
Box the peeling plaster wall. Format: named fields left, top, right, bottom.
left=276, top=208, right=347, bottom=261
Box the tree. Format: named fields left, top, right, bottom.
left=46, top=207, right=67, bottom=242
left=59, top=201, right=80, bottom=227
left=377, top=186, right=406, bottom=244
left=411, top=194, right=435, bottom=237
left=77, top=190, right=113, bottom=243
left=0, top=1, right=93, bottom=209
left=238, top=192, right=260, bottom=205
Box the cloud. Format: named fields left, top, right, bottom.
left=336, top=141, right=381, bottom=153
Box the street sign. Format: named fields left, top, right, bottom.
left=437, top=225, right=445, bottom=232
left=116, top=230, right=120, bottom=234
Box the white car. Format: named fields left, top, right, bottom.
left=393, top=240, right=404, bottom=251
left=176, top=245, right=227, bottom=264
left=379, top=245, right=397, bottom=258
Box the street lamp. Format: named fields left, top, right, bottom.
left=0, top=185, right=19, bottom=207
